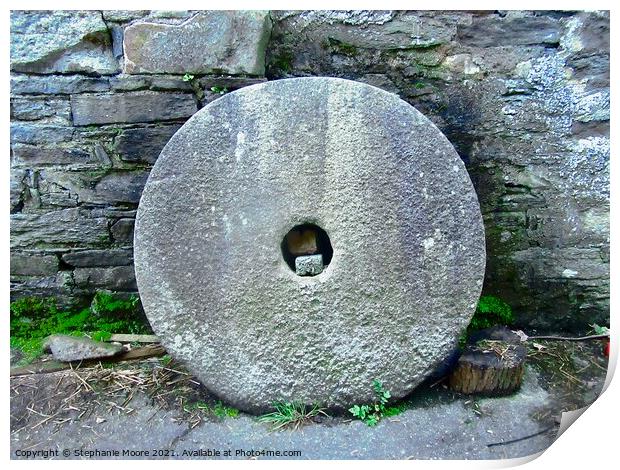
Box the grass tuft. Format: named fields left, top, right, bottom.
left=258, top=402, right=327, bottom=430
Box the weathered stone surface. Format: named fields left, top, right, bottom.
left=111, top=25, right=124, bottom=59
left=148, top=10, right=194, bottom=20
left=10, top=74, right=110, bottom=95
left=71, top=92, right=197, bottom=126
left=10, top=170, right=27, bottom=213
left=87, top=171, right=148, bottom=205
left=42, top=334, right=124, bottom=362
left=10, top=11, right=118, bottom=74
left=10, top=272, right=75, bottom=306
left=62, top=248, right=133, bottom=267
left=109, top=75, right=193, bottom=92
left=102, top=10, right=150, bottom=23
left=114, top=125, right=182, bottom=164
left=123, top=11, right=272, bottom=75
left=263, top=9, right=609, bottom=332
left=111, top=219, right=135, bottom=245
left=73, top=266, right=137, bottom=291
left=10, top=252, right=59, bottom=276
left=295, top=254, right=324, bottom=276
left=135, top=77, right=486, bottom=412
left=11, top=145, right=109, bottom=169
left=457, top=13, right=561, bottom=47
left=45, top=170, right=149, bottom=206
left=11, top=124, right=74, bottom=145
left=10, top=97, right=71, bottom=122
left=11, top=208, right=109, bottom=249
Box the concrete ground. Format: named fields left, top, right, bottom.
left=10, top=340, right=607, bottom=460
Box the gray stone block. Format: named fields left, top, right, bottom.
left=62, top=248, right=133, bottom=267
left=11, top=145, right=106, bottom=169
left=10, top=252, right=59, bottom=276
left=295, top=254, right=324, bottom=276
left=89, top=171, right=149, bottom=205
left=111, top=219, right=135, bottom=245
left=123, top=11, right=272, bottom=75
left=33, top=170, right=149, bottom=206
left=10, top=123, right=74, bottom=145
left=10, top=10, right=118, bottom=74
left=114, top=125, right=182, bottom=164
left=10, top=169, right=26, bottom=213
left=10, top=97, right=71, bottom=122
left=70, top=92, right=197, bottom=126
left=457, top=13, right=561, bottom=47
left=11, top=208, right=109, bottom=249
left=73, top=266, right=137, bottom=291
left=10, top=74, right=110, bottom=95
left=10, top=272, right=74, bottom=303
left=109, top=75, right=193, bottom=92
left=111, top=25, right=124, bottom=60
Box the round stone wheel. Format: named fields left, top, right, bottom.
left=134, top=77, right=486, bottom=413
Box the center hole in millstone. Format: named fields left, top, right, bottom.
left=281, top=223, right=333, bottom=276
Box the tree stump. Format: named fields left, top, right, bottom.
left=448, top=327, right=527, bottom=396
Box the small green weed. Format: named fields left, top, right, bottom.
left=349, top=379, right=391, bottom=426
left=213, top=401, right=240, bottom=419
left=159, top=354, right=173, bottom=366
left=210, top=86, right=228, bottom=95
left=183, top=401, right=209, bottom=413
left=591, top=323, right=610, bottom=336
left=183, top=400, right=240, bottom=419
left=258, top=402, right=327, bottom=430
left=383, top=403, right=407, bottom=417
left=181, top=73, right=206, bottom=100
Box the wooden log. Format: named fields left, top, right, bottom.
left=448, top=327, right=527, bottom=396
left=10, top=345, right=167, bottom=376
left=108, top=334, right=160, bottom=343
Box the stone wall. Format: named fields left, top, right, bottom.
left=10, top=10, right=609, bottom=332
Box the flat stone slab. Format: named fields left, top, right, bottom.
left=123, top=11, right=271, bottom=75
left=70, top=92, right=197, bottom=126
left=42, top=334, right=123, bottom=362
left=135, top=77, right=486, bottom=412
left=10, top=10, right=118, bottom=75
